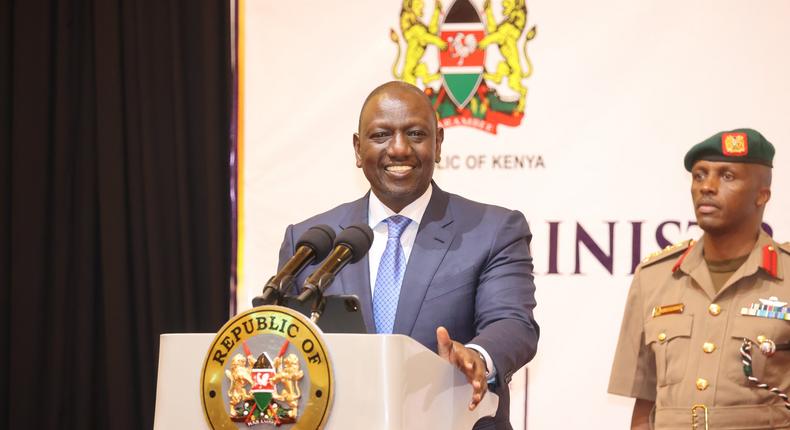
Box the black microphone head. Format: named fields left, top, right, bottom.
left=296, top=224, right=336, bottom=260
left=336, top=224, right=374, bottom=263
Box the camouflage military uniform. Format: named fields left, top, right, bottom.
left=609, top=230, right=790, bottom=429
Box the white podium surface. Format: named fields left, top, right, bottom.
left=154, top=333, right=498, bottom=429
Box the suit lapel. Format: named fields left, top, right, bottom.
left=336, top=193, right=374, bottom=332
left=393, top=186, right=455, bottom=336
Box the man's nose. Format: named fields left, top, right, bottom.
left=387, top=132, right=411, bottom=158
left=700, top=176, right=718, bottom=193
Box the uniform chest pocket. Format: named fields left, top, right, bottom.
left=728, top=316, right=790, bottom=389
left=644, top=314, right=693, bottom=387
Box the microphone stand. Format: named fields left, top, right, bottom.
left=298, top=274, right=335, bottom=323
left=310, top=294, right=327, bottom=323
left=251, top=275, right=294, bottom=307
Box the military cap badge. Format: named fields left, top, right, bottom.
left=721, top=132, right=748, bottom=156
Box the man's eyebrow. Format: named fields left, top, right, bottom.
left=363, top=122, right=391, bottom=130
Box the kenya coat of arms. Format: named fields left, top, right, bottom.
left=202, top=307, right=333, bottom=429
left=390, top=0, right=537, bottom=134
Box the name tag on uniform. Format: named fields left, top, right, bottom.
left=740, top=296, right=790, bottom=321
left=652, top=303, right=685, bottom=317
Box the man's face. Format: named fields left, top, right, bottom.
left=690, top=160, right=769, bottom=234
left=353, top=87, right=443, bottom=213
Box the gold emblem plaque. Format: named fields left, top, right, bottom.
left=201, top=305, right=333, bottom=429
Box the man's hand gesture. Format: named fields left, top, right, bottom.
left=436, top=326, right=488, bottom=410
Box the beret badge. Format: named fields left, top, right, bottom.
left=722, top=132, right=748, bottom=157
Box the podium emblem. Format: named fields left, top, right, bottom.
left=201, top=306, right=333, bottom=429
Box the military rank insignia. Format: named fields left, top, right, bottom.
left=740, top=296, right=790, bottom=321
left=762, top=244, right=779, bottom=277
left=201, top=306, right=334, bottom=429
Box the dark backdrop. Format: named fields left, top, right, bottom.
left=1, top=0, right=232, bottom=428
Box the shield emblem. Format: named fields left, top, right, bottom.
left=439, top=0, right=486, bottom=109
left=251, top=353, right=276, bottom=411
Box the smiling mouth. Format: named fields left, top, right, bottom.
left=385, top=165, right=413, bottom=173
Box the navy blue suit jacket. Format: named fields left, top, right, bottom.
left=277, top=184, right=539, bottom=429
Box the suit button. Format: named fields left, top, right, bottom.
left=658, top=332, right=667, bottom=342
left=708, top=304, right=721, bottom=316
left=696, top=378, right=709, bottom=390
left=702, top=342, right=716, bottom=353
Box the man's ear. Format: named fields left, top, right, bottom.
left=353, top=133, right=362, bottom=168
left=756, top=187, right=771, bottom=208
left=435, top=127, right=444, bottom=163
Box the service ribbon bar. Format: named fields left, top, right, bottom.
left=740, top=303, right=790, bottom=321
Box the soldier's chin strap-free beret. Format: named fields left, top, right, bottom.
left=684, top=128, right=775, bottom=171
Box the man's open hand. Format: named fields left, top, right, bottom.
left=436, top=326, right=488, bottom=410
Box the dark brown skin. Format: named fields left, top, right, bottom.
left=353, top=82, right=486, bottom=409
left=353, top=81, right=443, bottom=214
left=690, top=160, right=771, bottom=261
left=436, top=326, right=488, bottom=411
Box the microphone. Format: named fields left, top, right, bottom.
left=252, top=224, right=336, bottom=306
left=296, top=224, right=374, bottom=303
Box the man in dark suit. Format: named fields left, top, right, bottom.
left=277, top=81, right=538, bottom=429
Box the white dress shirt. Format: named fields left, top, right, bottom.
left=367, top=185, right=432, bottom=293
left=366, top=184, right=496, bottom=379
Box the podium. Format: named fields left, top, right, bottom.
left=154, top=333, right=498, bottom=429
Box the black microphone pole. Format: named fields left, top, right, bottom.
left=296, top=224, right=374, bottom=310
left=252, top=224, right=335, bottom=307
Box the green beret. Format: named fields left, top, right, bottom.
left=684, top=128, right=774, bottom=171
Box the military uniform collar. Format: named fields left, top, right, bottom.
left=678, top=229, right=783, bottom=298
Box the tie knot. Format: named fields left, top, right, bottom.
left=386, top=215, right=411, bottom=239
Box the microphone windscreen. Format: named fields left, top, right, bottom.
left=336, top=224, right=374, bottom=263
left=296, top=224, right=336, bottom=260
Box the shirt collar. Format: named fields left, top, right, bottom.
left=368, top=184, right=433, bottom=229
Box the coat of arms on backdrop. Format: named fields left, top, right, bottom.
left=390, top=0, right=537, bottom=134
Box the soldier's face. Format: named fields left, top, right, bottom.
left=354, top=87, right=443, bottom=213
left=690, top=160, right=769, bottom=234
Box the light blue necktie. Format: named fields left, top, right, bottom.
left=373, top=215, right=412, bottom=334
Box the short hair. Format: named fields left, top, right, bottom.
left=755, top=164, right=772, bottom=188
left=357, top=81, right=436, bottom=131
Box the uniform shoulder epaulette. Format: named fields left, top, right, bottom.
left=640, top=239, right=694, bottom=268
left=779, top=242, right=790, bottom=255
